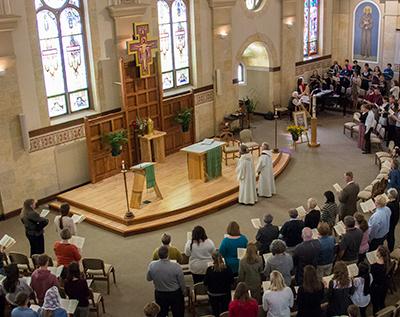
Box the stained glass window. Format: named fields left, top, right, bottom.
left=157, top=0, right=190, bottom=90
left=35, top=0, right=90, bottom=118
left=245, top=0, right=262, bottom=10
left=303, top=0, right=319, bottom=57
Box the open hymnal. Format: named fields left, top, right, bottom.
left=87, top=279, right=93, bottom=288
left=322, top=274, right=334, bottom=288
left=40, top=209, right=50, bottom=218
left=22, top=276, right=31, bottom=286
left=262, top=281, right=271, bottom=291
left=333, top=183, right=342, bottom=192
left=224, top=234, right=229, bottom=238
left=0, top=234, right=16, bottom=249
left=237, top=248, right=246, bottom=260
left=334, top=221, right=346, bottom=236
left=30, top=305, right=40, bottom=312
left=360, top=199, right=376, bottom=213
left=382, top=161, right=392, bottom=170
left=48, top=265, right=64, bottom=278
left=186, top=231, right=192, bottom=241
left=69, top=236, right=85, bottom=249
left=294, top=286, right=299, bottom=294
left=347, top=263, right=359, bottom=278
left=251, top=218, right=262, bottom=229
left=201, top=138, right=214, bottom=145
left=71, top=214, right=86, bottom=224
left=262, top=253, right=272, bottom=263
left=296, top=206, right=307, bottom=218
left=60, top=299, right=79, bottom=314
left=312, top=229, right=319, bottom=240
left=389, top=109, right=395, bottom=116
left=366, top=250, right=378, bottom=264
left=0, top=275, right=6, bottom=284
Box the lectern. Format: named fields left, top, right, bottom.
left=130, top=162, right=162, bottom=209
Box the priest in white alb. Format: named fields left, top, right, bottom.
left=236, top=144, right=257, bottom=205
left=256, top=142, right=276, bottom=198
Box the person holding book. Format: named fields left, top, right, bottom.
left=338, top=172, right=360, bottom=221
left=316, top=222, right=335, bottom=279
left=152, top=233, right=182, bottom=263
left=368, top=195, right=391, bottom=251
left=350, top=262, right=371, bottom=317
left=11, top=292, right=39, bottom=317
left=64, top=262, right=90, bottom=317
left=353, top=213, right=369, bottom=262
left=38, top=286, right=68, bottom=317
left=296, top=265, right=324, bottom=317
left=31, top=254, right=59, bottom=305
left=387, top=160, right=400, bottom=193
left=54, top=203, right=76, bottom=236
left=264, top=239, right=293, bottom=288
left=370, top=246, right=390, bottom=315
left=0, top=264, right=33, bottom=307
left=255, top=214, right=279, bottom=254
left=229, top=282, right=258, bottom=317
left=262, top=271, right=294, bottom=317
left=143, top=302, right=160, bottom=317
left=338, top=216, right=363, bottom=264
left=320, top=191, right=338, bottom=228
left=279, top=209, right=305, bottom=254
left=53, top=229, right=81, bottom=267
left=386, top=188, right=400, bottom=252
left=304, top=198, right=320, bottom=229
left=20, top=199, right=49, bottom=256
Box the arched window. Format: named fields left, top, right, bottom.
left=238, top=63, right=245, bottom=84
left=245, top=0, right=262, bottom=11
left=303, top=0, right=319, bottom=57
left=157, top=0, right=190, bottom=90
left=35, top=0, right=90, bottom=118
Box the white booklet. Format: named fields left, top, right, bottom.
left=60, top=299, right=79, bottom=314
left=40, top=209, right=50, bottom=218
left=333, top=183, right=342, bottom=192
left=262, top=281, right=271, bottom=291
left=237, top=248, right=246, bottom=260
left=360, top=199, right=376, bottom=213
left=30, top=305, right=40, bottom=312
left=87, top=279, right=93, bottom=288
left=366, top=250, right=378, bottom=264
left=382, top=161, right=392, bottom=169
left=322, top=274, right=334, bottom=288
left=0, top=275, right=6, bottom=284
left=347, top=263, right=359, bottom=278
left=262, top=253, right=272, bottom=263
left=201, top=138, right=214, bottom=145
left=334, top=221, right=346, bottom=236
left=389, top=108, right=395, bottom=116
left=69, top=236, right=85, bottom=249
left=311, top=229, right=319, bottom=240
left=251, top=218, right=262, bottom=229
left=71, top=214, right=86, bottom=224
left=296, top=206, right=307, bottom=218
left=186, top=231, right=192, bottom=241
left=48, top=265, right=64, bottom=278
left=0, top=234, right=16, bottom=249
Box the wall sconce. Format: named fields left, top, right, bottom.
left=0, top=56, right=13, bottom=76
left=216, top=25, right=230, bottom=39
left=283, top=16, right=295, bottom=28
left=0, top=69, right=5, bottom=77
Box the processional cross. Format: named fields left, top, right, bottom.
left=127, top=23, right=158, bottom=78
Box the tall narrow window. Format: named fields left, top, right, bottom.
left=238, top=63, right=245, bottom=84
left=157, top=0, right=190, bottom=90
left=303, top=0, right=319, bottom=57
left=35, top=0, right=90, bottom=118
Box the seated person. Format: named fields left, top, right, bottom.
left=330, top=60, right=342, bottom=75
left=53, top=229, right=81, bottom=267
left=0, top=264, right=33, bottom=307
left=309, top=70, right=322, bottom=91
left=152, top=233, right=183, bottom=263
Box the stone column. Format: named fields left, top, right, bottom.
left=382, top=1, right=398, bottom=66
left=331, top=0, right=350, bottom=63
left=208, top=0, right=237, bottom=134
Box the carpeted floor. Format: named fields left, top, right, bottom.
left=1, top=111, right=398, bottom=316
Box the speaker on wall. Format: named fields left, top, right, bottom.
left=18, top=113, right=30, bottom=152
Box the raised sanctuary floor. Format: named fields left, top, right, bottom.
left=50, top=150, right=290, bottom=236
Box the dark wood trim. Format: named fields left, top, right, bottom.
left=193, top=84, right=213, bottom=94
left=29, top=108, right=121, bottom=137
left=162, top=90, right=193, bottom=101
left=295, top=54, right=332, bottom=67
left=232, top=78, right=239, bottom=84
left=267, top=66, right=281, bottom=72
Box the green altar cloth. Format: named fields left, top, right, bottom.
left=144, top=164, right=156, bottom=188
left=206, top=147, right=222, bottom=180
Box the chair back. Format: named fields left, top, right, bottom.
left=9, top=252, right=30, bottom=266
left=371, top=180, right=382, bottom=197
left=193, top=282, right=207, bottom=296
left=83, top=258, right=105, bottom=274
left=220, top=312, right=229, bottom=317
left=376, top=305, right=396, bottom=317
left=240, top=129, right=252, bottom=143
left=180, top=253, right=189, bottom=265
left=353, top=112, right=361, bottom=121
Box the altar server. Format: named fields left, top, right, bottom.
left=236, top=145, right=257, bottom=205
left=256, top=143, right=276, bottom=198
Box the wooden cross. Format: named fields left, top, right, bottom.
left=127, top=23, right=158, bottom=78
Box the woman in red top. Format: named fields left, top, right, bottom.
left=229, top=282, right=258, bottom=317
left=53, top=228, right=81, bottom=267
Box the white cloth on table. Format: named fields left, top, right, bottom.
left=236, top=153, right=257, bottom=205
left=256, top=150, right=276, bottom=197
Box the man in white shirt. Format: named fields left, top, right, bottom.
left=363, top=104, right=376, bottom=154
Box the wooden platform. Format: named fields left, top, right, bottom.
left=50, top=151, right=290, bottom=236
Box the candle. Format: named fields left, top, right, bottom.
left=121, top=160, right=125, bottom=170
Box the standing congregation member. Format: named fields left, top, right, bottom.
left=280, top=209, right=305, bottom=254
left=358, top=105, right=368, bottom=150
left=387, top=188, right=400, bottom=252
left=229, top=282, right=258, bottom=317
left=238, top=242, right=263, bottom=303
left=354, top=212, right=369, bottom=262
left=236, top=145, right=257, bottom=205
left=184, top=226, right=215, bottom=283
left=370, top=246, right=390, bottom=315
left=316, top=222, right=335, bottom=278
left=53, top=229, right=81, bottom=267
left=262, top=271, right=294, bottom=317
left=219, top=221, right=248, bottom=276
left=64, top=262, right=90, bottom=317
left=296, top=265, right=324, bottom=317
left=388, top=160, right=400, bottom=193
left=20, top=199, right=49, bottom=256
left=390, top=80, right=400, bottom=100
left=11, top=292, right=38, bottom=317
left=304, top=198, right=320, bottom=229
left=203, top=251, right=234, bottom=317
left=363, top=104, right=375, bottom=154
left=351, top=71, right=361, bottom=109
left=255, top=214, right=279, bottom=255
left=264, top=239, right=293, bottom=288
left=152, top=233, right=182, bottom=263
left=54, top=203, right=76, bottom=236
left=350, top=262, right=371, bottom=317
left=38, top=286, right=68, bottom=317
left=146, top=246, right=185, bottom=317
left=0, top=264, right=33, bottom=306
left=256, top=143, right=276, bottom=198
left=368, top=194, right=391, bottom=251
left=320, top=191, right=338, bottom=228
left=338, top=172, right=360, bottom=220
left=293, top=228, right=321, bottom=285
left=338, top=216, right=363, bottom=264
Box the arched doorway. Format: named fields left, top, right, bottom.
left=238, top=41, right=273, bottom=113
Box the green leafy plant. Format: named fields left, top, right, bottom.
left=242, top=97, right=257, bottom=113
left=175, top=108, right=192, bottom=132
left=103, top=130, right=128, bottom=156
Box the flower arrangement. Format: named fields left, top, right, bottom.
left=133, top=116, right=148, bottom=136
left=287, top=125, right=305, bottom=141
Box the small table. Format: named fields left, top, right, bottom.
left=181, top=141, right=225, bottom=182
left=138, top=130, right=166, bottom=163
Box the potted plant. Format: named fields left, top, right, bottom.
left=287, top=125, right=305, bottom=142
left=242, top=97, right=257, bottom=113
left=103, top=130, right=128, bottom=156
left=175, top=108, right=192, bottom=132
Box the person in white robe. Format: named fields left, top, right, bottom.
left=236, top=144, right=257, bottom=205
left=256, top=143, right=276, bottom=198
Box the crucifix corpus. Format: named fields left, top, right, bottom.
left=127, top=23, right=158, bottom=78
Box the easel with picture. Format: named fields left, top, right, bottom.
left=293, top=111, right=309, bottom=144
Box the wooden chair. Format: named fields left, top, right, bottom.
left=82, top=258, right=116, bottom=295
left=219, top=131, right=240, bottom=165
left=220, top=312, right=229, bottom=317
left=239, top=129, right=260, bottom=155
left=180, top=252, right=190, bottom=275
left=191, top=282, right=209, bottom=314
left=9, top=252, right=33, bottom=274
left=376, top=305, right=396, bottom=317
left=89, top=291, right=105, bottom=317
left=343, top=112, right=360, bottom=136
left=375, top=141, right=395, bottom=165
